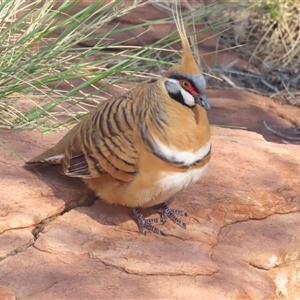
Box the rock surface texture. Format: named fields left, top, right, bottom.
left=0, top=125, right=299, bottom=299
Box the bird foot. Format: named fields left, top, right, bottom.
left=152, top=203, right=187, bottom=229
left=132, top=203, right=187, bottom=235
left=132, top=208, right=166, bottom=236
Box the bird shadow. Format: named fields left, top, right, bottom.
left=23, top=163, right=161, bottom=232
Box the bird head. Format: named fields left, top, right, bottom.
left=164, top=16, right=210, bottom=111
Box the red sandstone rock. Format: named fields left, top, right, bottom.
left=0, top=286, right=16, bottom=300
left=0, top=125, right=299, bottom=299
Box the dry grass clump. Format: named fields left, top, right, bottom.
left=239, top=0, right=300, bottom=70
left=206, top=0, right=300, bottom=106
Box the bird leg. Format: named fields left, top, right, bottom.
left=132, top=208, right=166, bottom=236
left=151, top=203, right=187, bottom=229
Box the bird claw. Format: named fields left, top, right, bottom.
left=132, top=208, right=166, bottom=236
left=152, top=203, right=187, bottom=229
left=132, top=203, right=187, bottom=235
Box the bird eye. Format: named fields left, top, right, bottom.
left=181, top=80, right=190, bottom=88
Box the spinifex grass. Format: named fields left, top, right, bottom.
left=0, top=0, right=236, bottom=134
left=0, top=0, right=149, bottom=131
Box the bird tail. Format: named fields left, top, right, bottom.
left=26, top=150, right=64, bottom=165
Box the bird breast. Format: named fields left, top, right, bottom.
left=153, top=163, right=210, bottom=205
left=140, top=139, right=211, bottom=207
left=153, top=138, right=211, bottom=166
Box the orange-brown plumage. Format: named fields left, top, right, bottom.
left=27, top=11, right=211, bottom=235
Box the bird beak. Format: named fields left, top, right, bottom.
left=195, top=93, right=210, bottom=111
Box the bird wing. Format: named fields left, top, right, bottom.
left=61, top=94, right=139, bottom=183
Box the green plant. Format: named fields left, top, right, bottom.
left=0, top=0, right=234, bottom=134
left=261, top=0, right=296, bottom=20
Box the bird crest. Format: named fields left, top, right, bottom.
left=165, top=7, right=201, bottom=77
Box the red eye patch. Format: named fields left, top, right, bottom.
left=179, top=79, right=198, bottom=96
